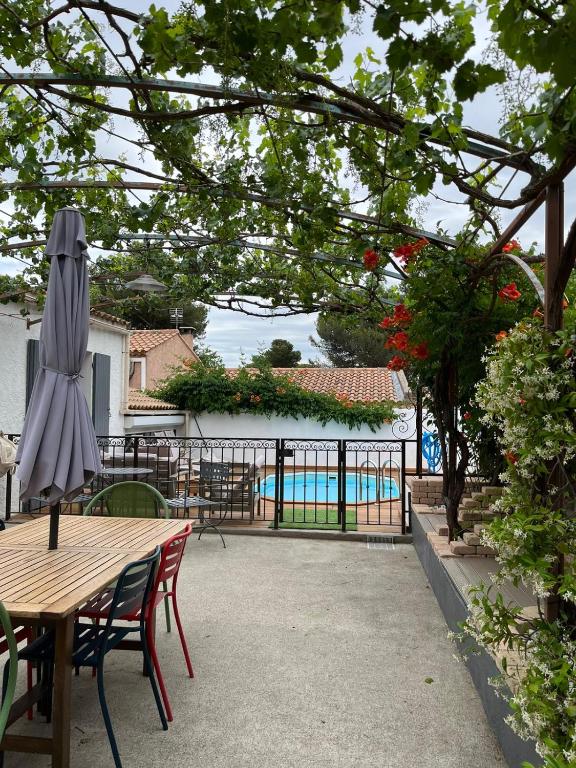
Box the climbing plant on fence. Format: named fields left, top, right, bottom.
left=154, top=361, right=396, bottom=431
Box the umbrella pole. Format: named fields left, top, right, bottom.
left=48, top=503, right=60, bottom=549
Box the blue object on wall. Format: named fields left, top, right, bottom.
left=422, top=431, right=442, bottom=473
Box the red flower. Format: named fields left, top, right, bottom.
left=505, top=451, right=518, bottom=464
left=409, top=342, right=429, bottom=360
left=502, top=240, right=521, bottom=253
left=495, top=330, right=508, bottom=342
left=498, top=282, right=521, bottom=301
left=387, top=355, right=406, bottom=371
left=463, top=411, right=472, bottom=420
left=519, top=397, right=527, bottom=405
left=379, top=316, right=396, bottom=329
left=393, top=237, right=429, bottom=264
left=393, top=303, right=413, bottom=325
left=532, top=308, right=544, bottom=319
left=250, top=394, right=261, bottom=404
left=363, top=248, right=379, bottom=271
left=386, top=331, right=410, bottom=351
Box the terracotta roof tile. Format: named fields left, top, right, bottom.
left=226, top=368, right=402, bottom=403
left=89, top=309, right=130, bottom=328
left=127, top=390, right=178, bottom=411
left=130, top=329, right=181, bottom=355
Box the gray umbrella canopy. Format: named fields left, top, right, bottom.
left=16, top=208, right=102, bottom=504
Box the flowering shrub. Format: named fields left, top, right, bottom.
left=465, top=321, right=576, bottom=766
left=153, top=361, right=396, bottom=431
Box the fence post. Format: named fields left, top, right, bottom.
left=416, top=387, right=423, bottom=478
left=133, top=435, right=140, bottom=468
left=5, top=435, right=13, bottom=520
left=401, top=441, right=407, bottom=535
left=273, top=439, right=283, bottom=529
left=339, top=440, right=346, bottom=532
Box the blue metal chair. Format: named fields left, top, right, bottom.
left=16, top=548, right=167, bottom=768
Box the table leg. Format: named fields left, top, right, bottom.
left=52, top=615, right=74, bottom=768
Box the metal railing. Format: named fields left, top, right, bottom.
left=3, top=433, right=426, bottom=533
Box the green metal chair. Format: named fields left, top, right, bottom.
left=83, top=481, right=172, bottom=631
left=0, top=601, right=18, bottom=745
left=83, top=481, right=170, bottom=519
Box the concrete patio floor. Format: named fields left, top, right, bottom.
left=5, top=536, right=505, bottom=767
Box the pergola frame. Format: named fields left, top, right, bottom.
left=0, top=1, right=575, bottom=624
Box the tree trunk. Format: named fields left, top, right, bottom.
left=432, top=350, right=471, bottom=540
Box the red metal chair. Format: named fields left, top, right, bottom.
left=78, top=524, right=194, bottom=721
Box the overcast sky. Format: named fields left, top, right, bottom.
left=1, top=4, right=575, bottom=365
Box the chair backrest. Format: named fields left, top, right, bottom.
left=0, top=518, right=5, bottom=531
left=155, top=524, right=193, bottom=587
left=199, top=461, right=230, bottom=482
left=105, top=548, right=160, bottom=627
left=84, top=481, right=170, bottom=518
left=0, top=601, right=18, bottom=742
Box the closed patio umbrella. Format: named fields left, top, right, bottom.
left=16, top=207, right=102, bottom=548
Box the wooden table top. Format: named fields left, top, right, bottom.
left=0, top=516, right=189, bottom=620
left=0, top=516, right=187, bottom=551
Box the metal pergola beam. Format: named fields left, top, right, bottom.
left=118, top=232, right=405, bottom=280
left=1, top=179, right=458, bottom=248
left=0, top=73, right=536, bottom=171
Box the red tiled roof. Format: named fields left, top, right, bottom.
left=89, top=310, right=130, bottom=328
left=226, top=368, right=401, bottom=403
left=130, top=329, right=181, bottom=355
left=127, top=390, right=178, bottom=411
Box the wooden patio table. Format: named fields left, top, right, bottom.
left=0, top=515, right=189, bottom=768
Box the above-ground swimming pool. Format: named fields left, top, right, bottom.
left=261, top=471, right=399, bottom=504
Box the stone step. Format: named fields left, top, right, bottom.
left=482, top=486, right=503, bottom=497
left=463, top=532, right=481, bottom=546
left=473, top=523, right=486, bottom=536
left=476, top=545, right=496, bottom=556
left=449, top=540, right=477, bottom=555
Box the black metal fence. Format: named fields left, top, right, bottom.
left=3, top=433, right=421, bottom=533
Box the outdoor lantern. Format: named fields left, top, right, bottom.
left=123, top=273, right=167, bottom=293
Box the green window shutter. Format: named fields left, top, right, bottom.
left=25, top=338, right=40, bottom=410
left=92, top=353, right=111, bottom=435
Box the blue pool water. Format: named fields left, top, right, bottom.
left=261, top=471, right=399, bottom=504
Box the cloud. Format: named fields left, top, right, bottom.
left=202, top=306, right=324, bottom=366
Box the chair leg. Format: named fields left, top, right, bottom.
left=26, top=660, right=33, bottom=720
left=145, top=622, right=173, bottom=722
left=161, top=581, right=171, bottom=633
left=96, top=661, right=123, bottom=768
left=171, top=593, right=194, bottom=679
left=141, top=627, right=168, bottom=731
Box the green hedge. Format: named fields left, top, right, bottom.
left=154, top=362, right=396, bottom=432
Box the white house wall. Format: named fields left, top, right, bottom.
left=189, top=409, right=420, bottom=468
left=0, top=300, right=127, bottom=517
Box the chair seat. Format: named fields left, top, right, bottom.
left=18, top=622, right=141, bottom=668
